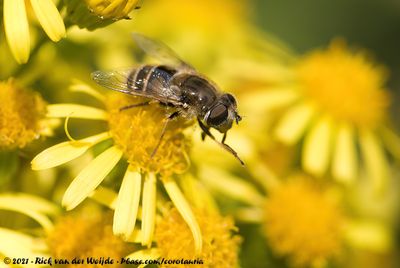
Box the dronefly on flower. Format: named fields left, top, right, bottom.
left=252, top=40, right=397, bottom=191
left=31, top=82, right=203, bottom=253
left=2, top=0, right=66, bottom=64
left=0, top=79, right=54, bottom=150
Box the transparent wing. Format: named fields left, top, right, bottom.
left=91, top=68, right=183, bottom=105
left=132, top=33, right=195, bottom=71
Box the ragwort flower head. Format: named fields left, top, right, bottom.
left=107, top=94, right=191, bottom=176
left=264, top=177, right=343, bottom=267
left=153, top=207, right=241, bottom=268
left=32, top=82, right=202, bottom=253
left=257, top=39, right=396, bottom=190
left=0, top=79, right=50, bottom=150
left=48, top=214, right=132, bottom=268
left=2, top=0, right=66, bottom=63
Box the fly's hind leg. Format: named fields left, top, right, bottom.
left=150, top=111, right=180, bottom=159
left=119, top=101, right=151, bottom=111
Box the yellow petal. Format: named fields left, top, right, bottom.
left=47, top=104, right=108, bottom=120
left=126, top=229, right=143, bottom=244
left=200, top=167, right=264, bottom=207
left=0, top=193, right=58, bottom=215
left=235, top=207, right=264, bottom=223
left=380, top=127, right=400, bottom=160
left=0, top=228, right=51, bottom=262
left=62, top=146, right=123, bottom=210
left=332, top=123, right=357, bottom=184
left=360, top=130, right=389, bottom=193
left=274, top=102, right=315, bottom=145
left=31, top=132, right=110, bottom=170
left=163, top=178, right=202, bottom=254
left=113, top=167, right=142, bottom=239
left=344, top=220, right=392, bottom=252
left=242, top=87, right=300, bottom=112
left=70, top=79, right=106, bottom=102
left=4, top=0, right=30, bottom=63
left=302, top=115, right=334, bottom=177
left=179, top=173, right=218, bottom=213
left=30, top=0, right=66, bottom=41
left=0, top=194, right=56, bottom=232
left=141, top=173, right=157, bottom=247
left=89, top=186, right=117, bottom=209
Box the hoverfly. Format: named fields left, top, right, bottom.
left=91, top=33, right=244, bottom=165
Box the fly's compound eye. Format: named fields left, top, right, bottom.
left=207, top=104, right=229, bottom=126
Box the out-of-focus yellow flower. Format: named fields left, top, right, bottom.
left=264, top=177, right=343, bottom=267
left=198, top=169, right=394, bottom=268
left=31, top=82, right=202, bottom=253
left=122, top=206, right=241, bottom=268
left=0, top=194, right=135, bottom=268
left=249, top=40, right=397, bottom=191
left=2, top=0, right=65, bottom=64
left=0, top=79, right=55, bottom=150
left=47, top=213, right=133, bottom=267
left=0, top=193, right=59, bottom=265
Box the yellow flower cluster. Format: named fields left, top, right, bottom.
left=0, top=1, right=398, bottom=268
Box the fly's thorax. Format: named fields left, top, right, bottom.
left=172, top=74, right=219, bottom=116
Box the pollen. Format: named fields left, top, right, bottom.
left=0, top=80, right=47, bottom=149
left=263, top=176, right=343, bottom=267
left=154, top=207, right=241, bottom=268
left=296, top=40, right=389, bottom=128
left=106, top=94, right=193, bottom=176
left=47, top=214, right=131, bottom=267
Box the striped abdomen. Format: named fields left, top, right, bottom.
left=127, top=65, right=177, bottom=94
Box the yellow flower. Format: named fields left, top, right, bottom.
left=85, top=0, right=139, bottom=19
left=3, top=0, right=66, bottom=64
left=197, top=167, right=394, bottom=267
left=0, top=193, right=59, bottom=265
left=250, top=39, right=397, bottom=191
left=64, top=0, right=140, bottom=30
left=263, top=177, right=343, bottom=267
left=47, top=213, right=133, bottom=268
left=0, top=193, right=134, bottom=268
left=124, top=206, right=241, bottom=268
left=0, top=79, right=54, bottom=150
left=31, top=82, right=202, bottom=253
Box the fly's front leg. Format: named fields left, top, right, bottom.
left=197, top=118, right=214, bottom=141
